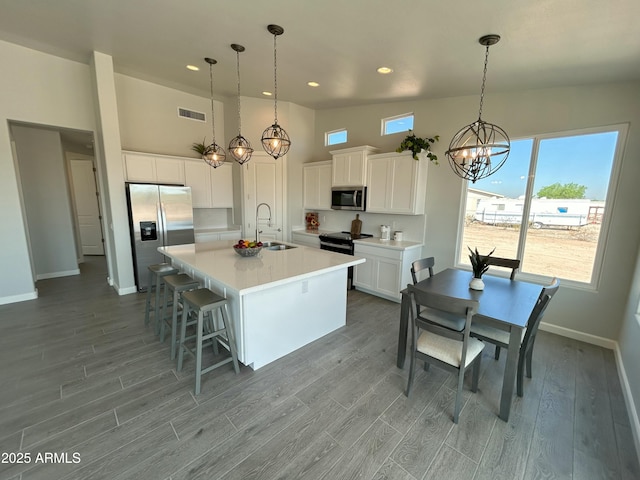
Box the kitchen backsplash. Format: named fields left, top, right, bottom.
left=193, top=208, right=235, bottom=230
left=305, top=210, right=426, bottom=242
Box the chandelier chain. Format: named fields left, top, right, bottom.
left=236, top=50, right=242, bottom=135
left=273, top=33, right=278, bottom=123
left=209, top=63, right=216, bottom=143
left=478, top=44, right=490, bottom=121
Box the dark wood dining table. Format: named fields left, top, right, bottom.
left=397, top=268, right=543, bottom=421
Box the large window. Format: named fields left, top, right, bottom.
left=458, top=125, right=625, bottom=286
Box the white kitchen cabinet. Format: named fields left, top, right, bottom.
left=184, top=160, right=233, bottom=208
left=241, top=152, right=286, bottom=242
left=291, top=231, right=320, bottom=248
left=303, top=161, right=332, bottom=210
left=122, top=151, right=185, bottom=184
left=330, top=145, right=379, bottom=186
left=353, top=241, right=422, bottom=302
left=366, top=151, right=427, bottom=214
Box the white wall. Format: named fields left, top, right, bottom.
left=0, top=40, right=97, bottom=304
left=314, top=82, right=640, bottom=343
left=620, top=245, right=640, bottom=448
left=115, top=74, right=224, bottom=158
left=11, top=125, right=79, bottom=279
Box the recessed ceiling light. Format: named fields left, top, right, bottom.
left=307, top=81, right=320, bottom=87
left=262, top=91, right=273, bottom=96
left=377, top=67, right=393, bottom=74
left=186, top=65, right=199, bottom=71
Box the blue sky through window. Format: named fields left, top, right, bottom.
left=469, top=131, right=618, bottom=200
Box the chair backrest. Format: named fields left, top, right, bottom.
left=407, top=284, right=479, bottom=364
left=411, top=257, right=435, bottom=284
left=482, top=256, right=521, bottom=280
left=521, top=278, right=560, bottom=354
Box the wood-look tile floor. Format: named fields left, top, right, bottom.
left=1, top=257, right=638, bottom=480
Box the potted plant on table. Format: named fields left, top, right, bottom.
left=468, top=246, right=495, bottom=290
left=396, top=130, right=440, bottom=163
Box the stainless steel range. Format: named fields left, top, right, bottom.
left=319, top=231, right=373, bottom=288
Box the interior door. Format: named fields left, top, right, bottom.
left=242, top=152, right=285, bottom=242
left=69, top=156, right=104, bottom=255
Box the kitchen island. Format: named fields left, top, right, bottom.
left=159, top=240, right=365, bottom=369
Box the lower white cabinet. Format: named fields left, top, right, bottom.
left=353, top=242, right=422, bottom=302
left=291, top=231, right=320, bottom=248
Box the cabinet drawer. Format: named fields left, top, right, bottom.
left=354, top=244, right=403, bottom=260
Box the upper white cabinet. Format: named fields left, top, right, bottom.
left=366, top=151, right=427, bottom=215
left=184, top=160, right=233, bottom=209
left=122, top=151, right=185, bottom=185
left=303, top=161, right=332, bottom=210
left=122, top=151, right=233, bottom=209
left=330, top=145, right=379, bottom=186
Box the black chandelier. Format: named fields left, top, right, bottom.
left=202, top=57, right=226, bottom=168
left=228, top=43, right=254, bottom=165
left=261, top=24, right=291, bottom=159
left=445, top=34, right=510, bottom=183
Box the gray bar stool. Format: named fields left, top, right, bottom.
left=177, top=288, right=240, bottom=394
left=144, top=263, right=178, bottom=333
left=160, top=273, right=200, bottom=359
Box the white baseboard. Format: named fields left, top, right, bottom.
left=613, top=344, right=640, bottom=466
left=539, top=321, right=617, bottom=349
left=540, top=322, right=640, bottom=462
left=117, top=285, right=138, bottom=295
left=36, top=269, right=81, bottom=280
left=0, top=289, right=38, bottom=305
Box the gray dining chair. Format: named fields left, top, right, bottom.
left=411, top=257, right=435, bottom=284
left=411, top=257, right=466, bottom=332
left=470, top=278, right=560, bottom=396
left=406, top=285, right=485, bottom=423
left=481, top=255, right=521, bottom=280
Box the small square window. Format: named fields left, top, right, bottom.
left=382, top=113, right=414, bottom=135
left=326, top=129, right=347, bottom=146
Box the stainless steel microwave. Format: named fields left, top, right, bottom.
left=331, top=186, right=366, bottom=211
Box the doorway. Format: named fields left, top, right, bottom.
left=10, top=121, right=107, bottom=281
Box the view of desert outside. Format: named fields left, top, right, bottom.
left=458, top=130, right=618, bottom=284
left=461, top=221, right=601, bottom=283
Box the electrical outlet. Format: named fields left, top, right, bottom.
left=302, top=280, right=309, bottom=293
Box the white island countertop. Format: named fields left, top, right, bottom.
left=159, top=240, right=365, bottom=370
left=159, top=240, right=365, bottom=295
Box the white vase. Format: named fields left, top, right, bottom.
left=469, top=277, right=485, bottom=291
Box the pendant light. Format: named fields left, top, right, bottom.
left=228, top=44, right=253, bottom=165
left=202, top=57, right=226, bottom=168
left=445, top=34, right=510, bottom=183
left=261, top=24, right=291, bottom=159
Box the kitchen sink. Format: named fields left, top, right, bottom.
left=262, top=241, right=296, bottom=251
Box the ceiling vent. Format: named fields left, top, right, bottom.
left=178, top=107, right=206, bottom=122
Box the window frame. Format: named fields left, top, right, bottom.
left=455, top=123, right=628, bottom=290
left=381, top=113, right=414, bottom=136
left=325, top=128, right=348, bottom=146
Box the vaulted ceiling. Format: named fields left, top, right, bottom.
left=1, top=0, right=639, bottom=110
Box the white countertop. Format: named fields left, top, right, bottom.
left=291, top=229, right=331, bottom=237
left=159, top=240, right=365, bottom=295
left=353, top=237, right=423, bottom=250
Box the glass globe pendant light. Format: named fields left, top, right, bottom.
left=261, top=24, right=291, bottom=159
left=228, top=44, right=253, bottom=165
left=202, top=57, right=226, bottom=168
left=445, top=34, right=510, bottom=183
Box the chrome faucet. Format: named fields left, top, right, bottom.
left=255, top=202, right=272, bottom=243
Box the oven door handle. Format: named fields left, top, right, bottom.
left=320, top=241, right=352, bottom=251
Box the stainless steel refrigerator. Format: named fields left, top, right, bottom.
left=126, top=183, right=195, bottom=291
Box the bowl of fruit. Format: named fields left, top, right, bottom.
left=233, top=239, right=263, bottom=257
